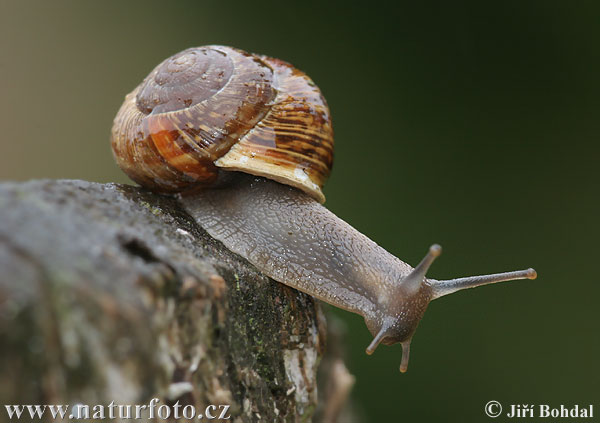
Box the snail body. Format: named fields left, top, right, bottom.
left=111, top=45, right=537, bottom=372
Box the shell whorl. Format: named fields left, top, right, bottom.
left=111, top=45, right=334, bottom=201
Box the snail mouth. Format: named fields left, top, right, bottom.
left=365, top=317, right=406, bottom=355
left=365, top=326, right=412, bottom=373
left=364, top=323, right=407, bottom=355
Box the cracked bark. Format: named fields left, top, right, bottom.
left=0, top=179, right=356, bottom=423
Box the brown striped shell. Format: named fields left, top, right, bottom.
left=111, top=45, right=334, bottom=202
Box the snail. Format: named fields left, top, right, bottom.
left=111, top=45, right=537, bottom=373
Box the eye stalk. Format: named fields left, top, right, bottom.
left=364, top=244, right=537, bottom=373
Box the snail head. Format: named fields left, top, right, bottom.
left=364, top=244, right=537, bottom=373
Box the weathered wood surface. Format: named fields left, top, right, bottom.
left=0, top=180, right=355, bottom=423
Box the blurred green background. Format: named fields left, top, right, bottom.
left=1, top=1, right=598, bottom=421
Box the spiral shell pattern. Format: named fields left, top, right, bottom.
left=111, top=45, right=334, bottom=202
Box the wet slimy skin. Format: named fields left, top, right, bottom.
left=180, top=173, right=537, bottom=372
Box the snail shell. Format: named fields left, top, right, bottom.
left=111, top=45, right=334, bottom=203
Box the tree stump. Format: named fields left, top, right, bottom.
left=0, top=180, right=355, bottom=423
